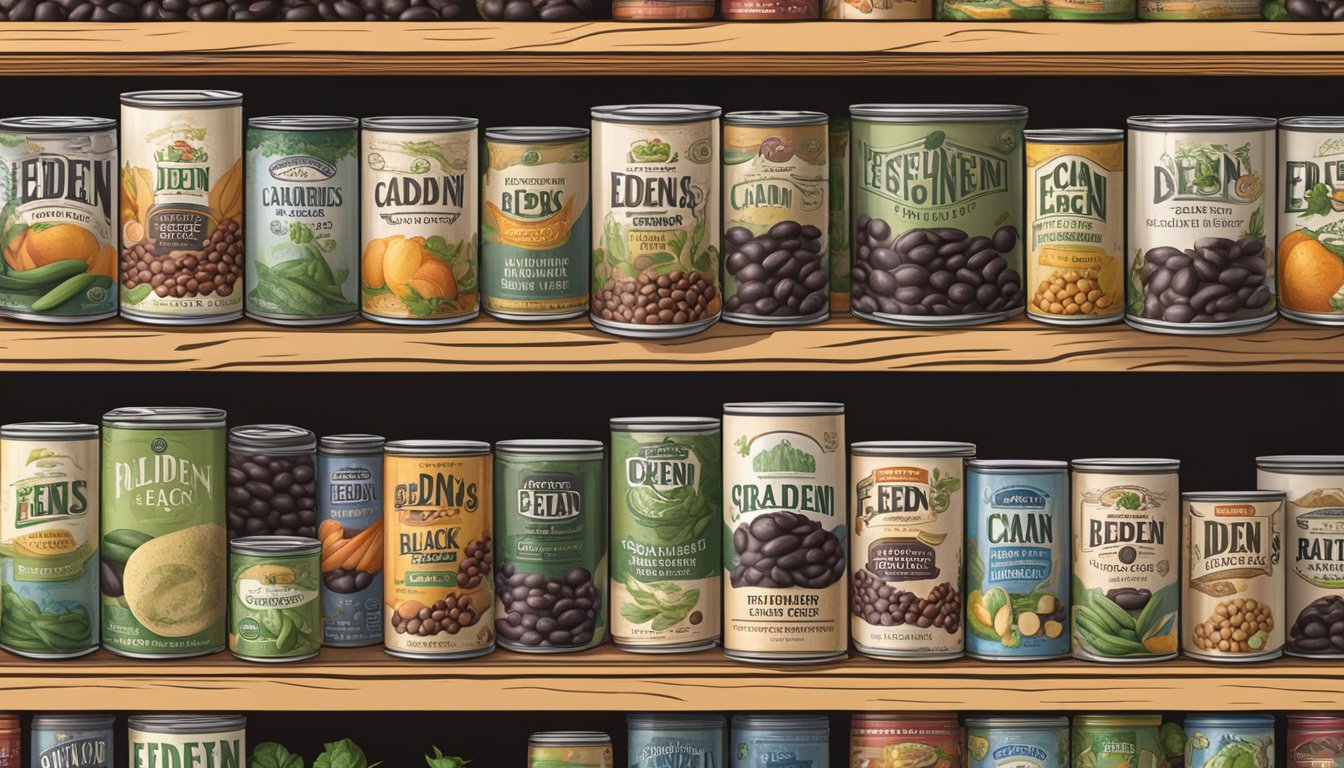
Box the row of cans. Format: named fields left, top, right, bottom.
left=0, top=713, right=245, bottom=768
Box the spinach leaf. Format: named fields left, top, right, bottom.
left=250, top=743, right=304, bottom=768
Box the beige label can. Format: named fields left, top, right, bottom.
left=823, top=0, right=930, bottom=17
left=849, top=441, right=972, bottom=660
left=128, top=715, right=245, bottom=768
left=722, top=402, right=846, bottom=663
left=1182, top=490, right=1285, bottom=662
left=1277, top=118, right=1344, bottom=326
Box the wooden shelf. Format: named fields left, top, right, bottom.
left=1, top=21, right=1343, bottom=75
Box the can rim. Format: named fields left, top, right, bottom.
left=103, top=406, right=227, bottom=428
left=851, top=440, right=975, bottom=457
left=1071, top=714, right=1163, bottom=726
left=1071, top=457, right=1180, bottom=472
left=1280, top=116, right=1344, bottom=131
left=231, top=535, right=323, bottom=556
left=628, top=714, right=726, bottom=729
left=528, top=731, right=612, bottom=746
left=1024, top=128, right=1124, bottom=143
left=249, top=115, right=359, bottom=131
left=32, top=714, right=117, bottom=728
left=1, top=421, right=97, bottom=439
left=723, top=401, right=844, bottom=415
left=319, top=433, right=386, bottom=453
left=229, top=424, right=316, bottom=451
left=731, top=714, right=830, bottom=730
left=361, top=116, right=478, bottom=132
left=1182, top=490, right=1286, bottom=501
left=964, top=716, right=1071, bottom=728
left=121, top=90, right=243, bottom=108
left=1127, top=115, right=1277, bottom=131
left=591, top=104, right=722, bottom=124
left=850, top=104, right=1028, bottom=122
left=610, top=416, right=720, bottom=433
left=1256, top=455, right=1344, bottom=472
left=485, top=126, right=590, bottom=142
left=850, top=713, right=960, bottom=725
left=967, top=459, right=1067, bottom=471
left=0, top=116, right=117, bottom=132
left=127, top=714, right=248, bottom=732
left=724, top=110, right=829, bottom=127
left=384, top=439, right=490, bottom=456
left=1182, top=714, right=1276, bottom=726
left=496, top=438, right=604, bottom=456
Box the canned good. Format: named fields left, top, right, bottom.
left=227, top=424, right=318, bottom=540
left=1256, top=455, right=1344, bottom=657
left=1126, top=116, right=1277, bottom=335
left=613, top=0, right=714, bottom=19
left=1276, top=118, right=1344, bottom=325
left=495, top=439, right=606, bottom=652
left=1184, top=716, right=1274, bottom=768
left=722, top=402, right=846, bottom=663
left=0, top=716, right=15, bottom=768
left=383, top=440, right=493, bottom=659
left=1070, top=458, right=1180, bottom=662
left=731, top=715, right=829, bottom=768
left=360, top=116, right=480, bottom=326
left=850, top=714, right=961, bottom=768
left=0, top=117, right=117, bottom=323
left=100, top=406, right=227, bottom=658
left=228, top=535, right=322, bottom=662
left=1265, top=0, right=1337, bottom=18
left=721, top=0, right=817, bottom=17
left=824, top=0, right=929, bottom=17
left=849, top=105, right=1027, bottom=327
left=31, top=714, right=114, bottom=768
left=966, top=718, right=1068, bottom=768
left=1288, top=714, right=1344, bottom=768
left=119, top=90, right=244, bottom=324
left=481, top=127, right=590, bottom=321
left=849, top=441, right=973, bottom=660
left=245, top=116, right=360, bottom=326
left=829, top=117, right=851, bottom=312
left=1046, top=0, right=1131, bottom=18
left=1138, top=0, right=1256, bottom=17
left=965, top=460, right=1069, bottom=660
left=722, top=111, right=829, bottom=327
left=128, top=715, right=246, bottom=768
left=937, top=0, right=1043, bottom=19
left=1024, top=129, right=1125, bottom=325
left=628, top=714, right=725, bottom=768
left=0, top=422, right=99, bottom=658
left=529, top=733, right=613, bottom=768
left=317, top=433, right=385, bottom=647
left=590, top=104, right=722, bottom=338
left=610, top=417, right=721, bottom=653
left=1181, top=491, right=1286, bottom=661
left=1072, top=716, right=1164, bottom=768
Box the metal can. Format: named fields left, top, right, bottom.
left=481, top=127, right=590, bottom=321
left=610, top=417, right=721, bottom=653
left=100, top=406, right=227, bottom=659
left=383, top=439, right=493, bottom=659
left=1072, top=716, right=1164, bottom=768
left=590, top=104, right=722, bottom=338
left=1288, top=714, right=1344, bottom=768
left=31, top=714, right=114, bottom=768
left=0, top=716, right=15, bottom=768
left=1184, top=716, right=1274, bottom=768
left=629, top=714, right=726, bottom=768
left=824, top=0, right=929, bottom=17
left=829, top=117, right=850, bottom=312
left=227, top=424, right=318, bottom=540
left=1046, top=0, right=1131, bottom=18
left=360, top=116, right=480, bottom=326
left=937, top=0, right=1042, bottom=19
left=495, top=439, right=606, bottom=653
left=244, top=116, right=360, bottom=326
left=119, top=90, right=244, bottom=324
left=1138, top=0, right=1256, bottom=16
left=1126, top=116, right=1277, bottom=335
left=965, top=460, right=1069, bottom=660
left=0, top=422, right=99, bottom=658
left=722, top=402, right=846, bottom=663
left=128, top=715, right=246, bottom=768
left=0, top=117, right=117, bottom=323
left=317, top=433, right=385, bottom=647
left=966, top=718, right=1068, bottom=768
left=228, top=535, right=322, bottom=662
left=849, top=441, right=973, bottom=660
left=529, top=733, right=613, bottom=768
left=723, top=111, right=829, bottom=327
left=731, top=715, right=829, bottom=768
left=613, top=0, right=712, bottom=18
left=1276, top=117, right=1344, bottom=325
left=1024, top=129, right=1125, bottom=325
left=1070, top=458, right=1180, bottom=662
left=721, top=0, right=817, bottom=17
left=1181, top=491, right=1286, bottom=661
left=850, top=714, right=961, bottom=768
left=1256, top=455, right=1344, bottom=657
left=849, top=105, right=1027, bottom=327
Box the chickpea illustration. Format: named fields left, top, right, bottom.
left=1192, top=598, right=1274, bottom=653
left=1034, top=267, right=1115, bottom=316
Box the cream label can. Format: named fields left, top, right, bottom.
left=824, top=0, right=930, bottom=18
left=128, top=715, right=244, bottom=768
left=1276, top=118, right=1344, bottom=326
left=1139, top=0, right=1257, bottom=17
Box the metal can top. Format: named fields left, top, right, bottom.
left=628, top=714, right=726, bottom=730
left=0, top=421, right=97, bottom=440
left=723, top=401, right=844, bottom=416
left=121, top=90, right=243, bottom=108
left=384, top=439, right=490, bottom=457
left=851, top=713, right=960, bottom=727
left=1073, top=714, right=1163, bottom=727
left=319, top=433, right=386, bottom=455
left=724, top=110, right=829, bottom=127
left=529, top=731, right=612, bottom=747
left=1024, top=128, right=1124, bottom=143
left=850, top=104, right=1028, bottom=122
left=610, top=416, right=720, bottom=433
left=1280, top=116, right=1344, bottom=131
left=967, top=459, right=1067, bottom=473
left=1071, top=458, right=1180, bottom=473
left=1256, top=455, right=1344, bottom=474
left=361, top=116, right=478, bottom=133
left=1126, top=115, right=1276, bottom=132
left=31, top=714, right=116, bottom=729
left=127, top=714, right=248, bottom=733
left=964, top=716, right=1070, bottom=730
left=1182, top=490, right=1286, bottom=502
left=851, top=440, right=975, bottom=457
left=0, top=116, right=116, bottom=133
left=732, top=715, right=829, bottom=731
left=1287, top=713, right=1344, bottom=727
left=230, top=534, right=323, bottom=557
left=496, top=439, right=604, bottom=459
left=103, top=406, right=227, bottom=429
left=591, top=104, right=722, bottom=124
left=248, top=115, right=359, bottom=132
left=485, top=126, right=590, bottom=143
left=229, top=424, right=316, bottom=452
left=1183, top=714, right=1275, bottom=729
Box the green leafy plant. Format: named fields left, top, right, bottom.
left=752, top=440, right=815, bottom=473
left=251, top=743, right=304, bottom=768
left=250, top=221, right=356, bottom=319
left=247, top=129, right=356, bottom=166
left=314, top=740, right=382, bottom=768
left=1116, top=491, right=1143, bottom=510
left=929, top=468, right=960, bottom=514
left=619, top=577, right=701, bottom=630
left=1304, top=183, right=1335, bottom=218
left=424, top=747, right=470, bottom=768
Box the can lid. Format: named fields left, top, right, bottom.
left=496, top=439, right=603, bottom=457
left=1287, top=713, right=1344, bottom=725
left=1024, top=128, right=1123, bottom=143
left=965, top=716, right=1070, bottom=729
left=1256, top=455, right=1344, bottom=473
left=128, top=714, right=248, bottom=733
left=361, top=116, right=478, bottom=132
left=121, top=90, right=243, bottom=108
left=229, top=424, right=316, bottom=451
left=485, top=126, right=590, bottom=143
left=249, top=115, right=359, bottom=131
left=0, top=116, right=116, bottom=132
left=0, top=714, right=16, bottom=731
left=1072, top=458, right=1180, bottom=473
left=320, top=433, right=386, bottom=454
left=724, top=110, right=829, bottom=127
left=723, top=401, right=844, bottom=416
left=384, top=439, right=491, bottom=456
left=1072, top=715, right=1163, bottom=727
left=32, top=714, right=117, bottom=729
left=850, top=104, right=1028, bottom=122
left=1183, top=714, right=1275, bottom=728
left=231, top=535, right=323, bottom=557
left=1, top=421, right=97, bottom=440
left=591, top=104, right=722, bottom=124
left=1280, top=116, right=1344, bottom=131
left=851, top=441, right=975, bottom=457
left=610, top=416, right=720, bottom=433
left=851, top=713, right=959, bottom=727
left=1183, top=490, right=1286, bottom=502
left=103, top=406, right=227, bottom=429
left=1127, top=115, right=1276, bottom=132
left=967, top=459, right=1067, bottom=472
left=528, top=731, right=612, bottom=747
left=628, top=714, right=726, bottom=730
left=732, top=715, right=829, bottom=731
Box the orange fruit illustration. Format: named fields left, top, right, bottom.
left=1280, top=232, right=1344, bottom=313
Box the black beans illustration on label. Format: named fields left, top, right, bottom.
left=731, top=511, right=844, bottom=589
left=477, top=0, right=590, bottom=19
left=226, top=450, right=318, bottom=539
left=594, top=269, right=718, bottom=326
left=495, top=562, right=600, bottom=647
left=850, top=217, right=1024, bottom=317
left=1137, top=237, right=1271, bottom=324
left=390, top=593, right=480, bottom=637
left=1106, top=587, right=1151, bottom=611
left=851, top=569, right=961, bottom=633
left=1284, top=0, right=1344, bottom=19
left=1289, top=595, right=1344, bottom=654
left=724, top=221, right=829, bottom=319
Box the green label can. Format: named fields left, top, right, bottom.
left=100, top=407, right=227, bottom=658
left=1073, top=715, right=1166, bottom=768
left=128, top=715, right=245, bottom=768
left=937, top=0, right=1044, bottom=18
left=229, top=535, right=322, bottom=662
left=610, top=417, right=721, bottom=653
left=1046, top=0, right=1132, bottom=18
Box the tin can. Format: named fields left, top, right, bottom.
left=590, top=104, right=722, bottom=338
left=100, top=406, right=227, bottom=659
left=31, top=714, right=114, bottom=768
left=360, top=116, right=480, bottom=326
left=128, top=715, right=246, bottom=768
left=0, top=117, right=117, bottom=323
left=1072, top=716, right=1164, bottom=768
left=731, top=715, right=829, bottom=768
left=1024, top=129, right=1125, bottom=325
left=317, top=433, right=385, bottom=647
left=1184, top=716, right=1274, bottom=768
left=629, top=714, right=726, bottom=768
left=610, top=417, right=721, bottom=653
left=245, top=116, right=360, bottom=326
left=829, top=117, right=851, bottom=312
left=495, top=439, right=606, bottom=653
left=383, top=439, right=493, bottom=659
left=849, top=105, right=1027, bottom=327
left=1265, top=0, right=1338, bottom=18
left=614, top=0, right=713, bottom=18
left=0, top=422, right=99, bottom=658
left=721, top=0, right=817, bottom=17
left=824, top=0, right=929, bottom=17
left=1046, top=0, right=1131, bottom=18
left=227, top=425, right=318, bottom=540
left=481, top=127, right=590, bottom=321
left=1276, top=118, right=1344, bottom=325
left=0, top=717, right=15, bottom=768
left=966, top=718, right=1068, bottom=768
left=1288, top=715, right=1344, bottom=768
left=937, top=0, right=1042, bottom=19
left=1070, top=458, right=1180, bottom=662
left=1126, top=116, right=1277, bottom=335
left=965, top=460, right=1069, bottom=660
left=723, top=111, right=830, bottom=327
left=849, top=441, right=973, bottom=660
left=119, top=90, right=244, bottom=324
left=722, top=402, right=846, bottom=663
left=1181, top=491, right=1285, bottom=661
left=1138, top=0, right=1257, bottom=17
left=1256, top=455, right=1344, bottom=657
left=529, top=733, right=613, bottom=768
left=228, top=535, right=321, bottom=662
left=850, top=714, right=961, bottom=768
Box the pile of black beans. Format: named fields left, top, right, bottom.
left=1136, top=236, right=1271, bottom=324
left=851, top=569, right=961, bottom=633
left=476, top=0, right=589, bottom=18
left=730, top=512, right=844, bottom=589
left=494, top=562, right=600, bottom=649
left=1289, top=595, right=1344, bottom=654
left=226, top=449, right=318, bottom=540
left=1284, top=0, right=1344, bottom=18
left=724, top=221, right=829, bottom=321
left=0, top=0, right=474, bottom=18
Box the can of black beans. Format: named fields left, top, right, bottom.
left=227, top=425, right=318, bottom=541
left=317, top=434, right=385, bottom=647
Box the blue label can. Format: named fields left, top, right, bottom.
left=1185, top=716, right=1275, bottom=768
left=731, top=715, right=829, bottom=768
left=31, top=714, right=114, bottom=768
left=317, top=434, right=385, bottom=647
left=966, top=460, right=1070, bottom=660
left=630, top=714, right=725, bottom=768
left=967, top=717, right=1069, bottom=768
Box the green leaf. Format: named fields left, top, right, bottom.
left=313, top=740, right=380, bottom=768
left=924, top=131, right=946, bottom=150
left=250, top=743, right=304, bottom=768
left=424, top=747, right=470, bottom=768
left=619, top=603, right=662, bottom=625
